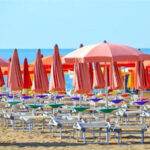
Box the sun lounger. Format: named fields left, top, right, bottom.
left=49, top=116, right=77, bottom=139
left=113, top=124, right=148, bottom=144
left=73, top=121, right=111, bottom=144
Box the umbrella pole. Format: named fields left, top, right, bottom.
left=105, top=62, right=108, bottom=108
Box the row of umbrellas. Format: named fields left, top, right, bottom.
left=0, top=42, right=150, bottom=100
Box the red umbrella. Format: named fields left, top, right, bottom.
left=0, top=57, right=9, bottom=66
left=93, top=62, right=105, bottom=89
left=0, top=67, right=5, bottom=87
left=88, top=63, right=93, bottom=88
left=7, top=58, right=11, bottom=87
left=64, top=41, right=150, bottom=63
left=73, top=63, right=92, bottom=94
left=32, top=49, right=49, bottom=93
left=49, top=44, right=65, bottom=91
left=109, top=61, right=123, bottom=90
left=23, top=58, right=32, bottom=89
left=8, top=49, right=23, bottom=91
left=135, top=61, right=147, bottom=90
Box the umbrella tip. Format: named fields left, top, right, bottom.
left=103, top=40, right=107, bottom=43
left=79, top=44, right=84, bottom=48
left=55, top=44, right=58, bottom=47
left=138, top=48, right=141, bottom=51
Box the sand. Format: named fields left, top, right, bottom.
left=0, top=92, right=150, bottom=150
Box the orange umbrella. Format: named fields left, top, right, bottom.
left=0, top=67, right=5, bottom=87
left=73, top=63, right=92, bottom=94
left=50, top=44, right=65, bottom=91
left=32, top=49, right=49, bottom=93
left=109, top=61, right=123, bottom=90
left=93, top=62, right=105, bottom=89
left=8, top=49, right=23, bottom=91
left=23, top=58, right=32, bottom=89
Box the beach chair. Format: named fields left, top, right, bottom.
left=73, top=121, right=111, bottom=144
left=113, top=124, right=148, bottom=144
left=49, top=116, right=77, bottom=139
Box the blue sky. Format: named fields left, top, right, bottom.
left=0, top=0, right=150, bottom=49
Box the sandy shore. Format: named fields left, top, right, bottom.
left=0, top=92, right=150, bottom=150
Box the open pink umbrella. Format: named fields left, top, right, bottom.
left=135, top=61, right=147, bottom=90
left=109, top=61, right=123, bottom=90
left=49, top=44, right=65, bottom=92
left=32, top=49, right=49, bottom=93
left=73, top=63, right=92, bottom=94
left=8, top=49, right=23, bottom=91
left=23, top=58, right=32, bottom=89
left=93, top=62, right=105, bottom=89
left=64, top=41, right=150, bottom=63
left=0, top=67, right=5, bottom=87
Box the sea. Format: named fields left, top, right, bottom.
left=0, top=48, right=150, bottom=91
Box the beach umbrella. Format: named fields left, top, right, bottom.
left=93, top=62, right=105, bottom=89
left=23, top=58, right=32, bottom=89
left=0, top=57, right=9, bottom=67
left=109, top=61, right=123, bottom=90
left=49, top=44, right=65, bottom=92
left=64, top=41, right=150, bottom=108
left=88, top=63, right=93, bottom=88
left=128, top=69, right=135, bottom=89
left=7, top=58, right=11, bottom=87
left=135, top=61, right=147, bottom=90
left=64, top=41, right=150, bottom=63
left=0, top=67, right=5, bottom=87
left=73, top=63, right=92, bottom=94
left=32, top=49, right=49, bottom=93
left=8, top=49, right=23, bottom=91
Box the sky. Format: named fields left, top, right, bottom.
left=0, top=0, right=150, bottom=49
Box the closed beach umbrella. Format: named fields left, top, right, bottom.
left=73, top=63, right=92, bottom=94
left=135, top=61, right=147, bottom=90
left=23, top=58, right=32, bottom=89
left=50, top=44, right=65, bottom=91
left=8, top=49, right=23, bottom=91
left=0, top=67, right=5, bottom=87
left=88, top=63, right=93, bottom=88
left=109, top=61, right=123, bottom=90
left=32, top=49, right=49, bottom=93
left=128, top=69, right=135, bottom=89
left=7, top=58, right=11, bottom=87
left=93, top=62, right=105, bottom=89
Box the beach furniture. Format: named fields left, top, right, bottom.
left=73, top=121, right=111, bottom=144
left=49, top=116, right=77, bottom=139
left=113, top=124, right=148, bottom=144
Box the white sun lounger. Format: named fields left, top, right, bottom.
left=73, top=121, right=111, bottom=144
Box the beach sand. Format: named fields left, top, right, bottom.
left=0, top=92, right=150, bottom=150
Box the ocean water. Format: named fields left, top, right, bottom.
left=0, top=48, right=150, bottom=90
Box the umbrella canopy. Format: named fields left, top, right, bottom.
left=93, top=62, right=105, bottom=89
left=23, top=58, right=32, bottom=89
left=73, top=63, right=92, bottom=94
left=0, top=67, right=5, bottom=87
left=0, top=57, right=9, bottom=67
left=109, top=61, right=123, bottom=90
left=49, top=44, right=65, bottom=91
left=135, top=61, right=147, bottom=90
left=64, top=41, right=150, bottom=63
left=32, top=49, right=49, bottom=93
left=8, top=49, right=23, bottom=91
